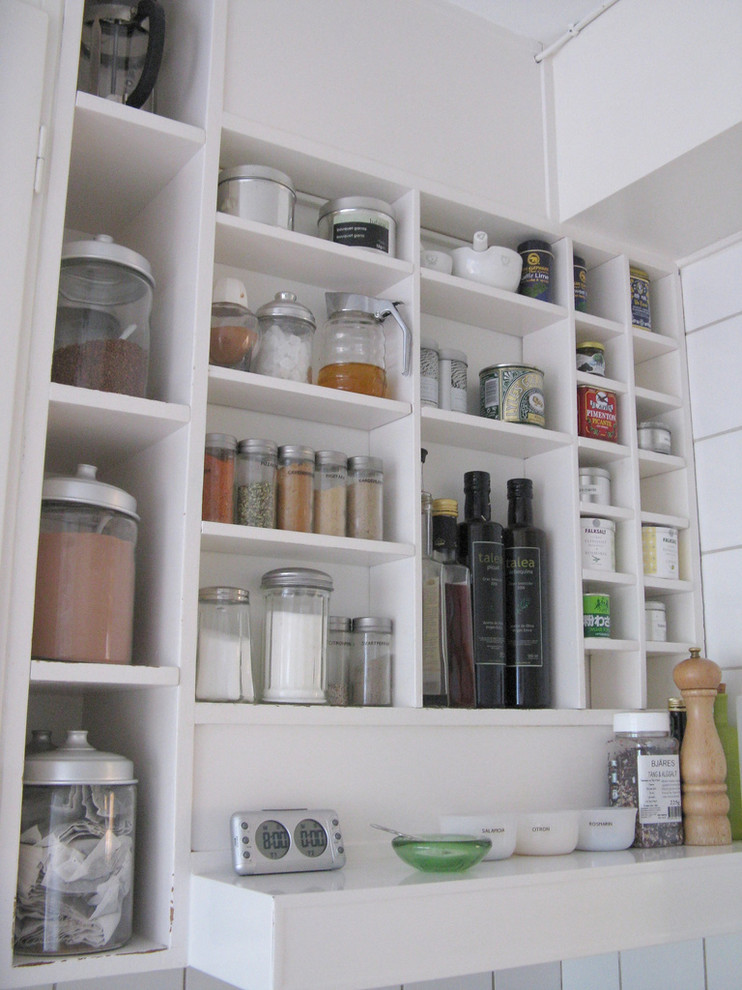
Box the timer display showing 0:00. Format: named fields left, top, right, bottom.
left=255, top=818, right=329, bottom=860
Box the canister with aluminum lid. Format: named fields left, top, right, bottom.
left=32, top=464, right=139, bottom=665
left=637, top=420, right=672, bottom=455
left=16, top=730, right=136, bottom=955
left=252, top=291, right=316, bottom=383
left=217, top=164, right=296, bottom=229
left=317, top=196, right=396, bottom=255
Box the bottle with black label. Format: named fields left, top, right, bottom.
left=457, top=471, right=506, bottom=707
left=504, top=477, right=550, bottom=708
left=421, top=491, right=448, bottom=706
left=432, top=499, right=475, bottom=708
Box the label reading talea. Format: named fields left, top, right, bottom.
left=471, top=539, right=505, bottom=665
left=637, top=753, right=682, bottom=824
left=505, top=545, right=543, bottom=666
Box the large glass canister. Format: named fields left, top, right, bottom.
left=236, top=439, right=277, bottom=528
left=32, top=464, right=139, bottom=665
left=196, top=587, right=254, bottom=701
left=252, top=291, right=316, bottom=383
left=261, top=567, right=333, bottom=703
left=15, top=730, right=136, bottom=955
left=53, top=235, right=154, bottom=397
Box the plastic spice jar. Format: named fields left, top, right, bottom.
left=16, top=730, right=137, bottom=954
left=351, top=616, right=393, bottom=706
left=252, top=291, right=316, bottom=383
left=420, top=337, right=440, bottom=408
left=202, top=433, right=237, bottom=523
left=517, top=239, right=553, bottom=302
left=346, top=455, right=384, bottom=540
left=277, top=444, right=314, bottom=533
left=326, top=616, right=352, bottom=706
left=438, top=347, right=468, bottom=413
left=313, top=450, right=348, bottom=537
left=236, top=439, right=277, bottom=528
left=608, top=711, right=683, bottom=847
left=210, top=277, right=259, bottom=370
left=196, top=587, right=254, bottom=702
left=261, top=567, right=333, bottom=704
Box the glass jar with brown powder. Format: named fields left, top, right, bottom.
left=277, top=444, right=314, bottom=532
left=202, top=433, right=237, bottom=523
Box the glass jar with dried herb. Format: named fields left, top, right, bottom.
left=236, top=439, right=277, bottom=528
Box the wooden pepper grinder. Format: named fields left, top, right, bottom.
left=673, top=647, right=732, bottom=845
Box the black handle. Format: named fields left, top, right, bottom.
left=126, top=0, right=166, bottom=110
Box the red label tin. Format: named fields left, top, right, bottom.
left=577, top=385, right=618, bottom=442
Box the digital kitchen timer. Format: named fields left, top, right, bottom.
left=230, top=808, right=346, bottom=875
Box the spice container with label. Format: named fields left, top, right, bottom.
left=645, top=600, right=668, bottom=641
left=420, top=337, right=439, bottom=407
left=638, top=420, right=672, bottom=455
left=277, top=445, right=314, bottom=532
left=326, top=616, right=352, bottom=706
left=347, top=456, right=384, bottom=540
left=203, top=433, right=237, bottom=523
left=630, top=266, right=652, bottom=331
left=210, top=277, right=259, bottom=370
left=317, top=196, right=396, bottom=256
left=439, top=348, right=468, bottom=413
left=479, top=364, right=545, bottom=427
left=608, top=711, right=683, bottom=847
left=252, top=291, right=316, bottom=383
left=236, top=439, right=277, bottom=528
left=576, top=341, right=605, bottom=376
left=261, top=568, right=333, bottom=704
left=16, top=730, right=137, bottom=954
left=574, top=255, right=587, bottom=312
left=578, top=466, right=611, bottom=505
left=642, top=524, right=679, bottom=579
left=196, top=587, right=253, bottom=702
left=583, top=593, right=610, bottom=638
left=581, top=517, right=616, bottom=572
left=517, top=239, right=553, bottom=302
left=577, top=385, right=619, bottom=442
left=314, top=450, right=348, bottom=537
left=351, top=616, right=393, bottom=706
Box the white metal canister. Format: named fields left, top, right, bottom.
left=581, top=517, right=616, bottom=572
left=645, top=600, right=668, bottom=641
left=578, top=466, right=611, bottom=505
left=642, top=524, right=679, bottom=579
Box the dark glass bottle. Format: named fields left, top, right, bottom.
left=458, top=471, right=506, bottom=707
left=504, top=477, right=550, bottom=708
left=432, top=499, right=475, bottom=708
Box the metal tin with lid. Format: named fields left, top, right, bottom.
left=581, top=516, right=616, bottom=572
left=318, top=196, right=396, bottom=255
left=217, top=164, right=296, bottom=229
left=645, top=599, right=667, bottom=641
left=479, top=363, right=545, bottom=427
left=579, top=466, right=611, bottom=505
left=16, top=730, right=136, bottom=955
left=637, top=420, right=672, bottom=455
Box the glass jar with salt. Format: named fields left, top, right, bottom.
left=252, top=291, right=315, bottom=383
left=314, top=450, right=347, bottom=537
left=196, top=587, right=254, bottom=702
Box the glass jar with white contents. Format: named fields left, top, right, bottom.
left=351, top=616, right=393, bottom=706
left=252, top=291, right=315, bottom=383
left=196, top=587, right=254, bottom=702
left=261, top=568, right=333, bottom=703
left=346, top=456, right=383, bottom=540
left=313, top=450, right=347, bottom=537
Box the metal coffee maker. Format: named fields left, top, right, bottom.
left=77, top=0, right=166, bottom=111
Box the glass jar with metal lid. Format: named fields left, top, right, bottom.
left=277, top=444, right=314, bottom=532
left=16, top=730, right=137, bottom=955
left=32, top=463, right=139, bottom=665
left=576, top=341, right=605, bottom=376
left=326, top=616, right=352, bottom=706
left=313, top=450, right=348, bottom=537
left=261, top=567, right=333, bottom=704
left=252, top=291, right=316, bottom=383
left=216, top=164, right=296, bottom=229
left=236, top=439, right=277, bottom=528
left=351, top=616, right=393, bottom=706
left=317, top=196, right=396, bottom=255
left=346, top=455, right=384, bottom=540
left=203, top=433, right=237, bottom=524
left=196, top=587, right=254, bottom=702
left=53, top=234, right=154, bottom=397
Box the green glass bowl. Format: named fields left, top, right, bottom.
left=391, top=833, right=492, bottom=873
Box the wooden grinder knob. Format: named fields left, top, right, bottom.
left=673, top=648, right=732, bottom=845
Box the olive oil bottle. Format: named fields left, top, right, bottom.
left=504, top=477, right=550, bottom=708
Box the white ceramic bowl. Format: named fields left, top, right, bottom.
left=439, top=813, right=517, bottom=861
left=450, top=233, right=522, bottom=291
left=421, top=248, right=453, bottom=274
left=576, top=807, right=637, bottom=851
left=515, top=811, right=579, bottom=856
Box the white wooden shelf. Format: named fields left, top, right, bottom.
left=29, top=660, right=180, bottom=689
left=646, top=641, right=695, bottom=656
left=575, top=312, right=625, bottom=341
left=582, top=569, right=636, bottom=586
left=643, top=577, right=695, bottom=595
left=580, top=502, right=634, bottom=521
left=189, top=843, right=742, bottom=990
left=632, top=328, right=678, bottom=363
left=421, top=407, right=572, bottom=457
left=12, top=934, right=170, bottom=984
left=577, top=437, right=632, bottom=465
left=638, top=449, right=686, bottom=478
left=576, top=370, right=628, bottom=394
left=635, top=385, right=683, bottom=419
left=640, top=509, right=690, bottom=530
left=584, top=638, right=640, bottom=652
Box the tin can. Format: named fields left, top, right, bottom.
left=579, top=466, right=611, bottom=505
left=574, top=255, right=588, bottom=312
left=517, top=239, right=553, bottom=302
left=637, top=420, right=671, bottom=455
left=317, top=196, right=396, bottom=256
left=576, top=341, right=605, bottom=376
left=630, top=266, right=652, bottom=331
left=581, top=517, right=616, bottom=572
left=577, top=385, right=619, bottom=442
left=642, top=525, right=679, bottom=579
left=645, top=600, right=667, bottom=641
left=479, top=364, right=545, bottom=428
left=420, top=337, right=439, bottom=408
left=583, top=593, right=610, bottom=638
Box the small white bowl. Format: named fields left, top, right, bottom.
left=439, top=813, right=517, bottom=861
left=515, top=811, right=579, bottom=856
left=421, top=248, right=453, bottom=274
left=450, top=231, right=522, bottom=291
left=576, top=807, right=637, bottom=851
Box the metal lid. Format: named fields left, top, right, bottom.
left=329, top=616, right=352, bottom=632
left=256, top=291, right=315, bottom=327
left=613, top=711, right=670, bottom=734
left=579, top=466, right=610, bottom=478
left=582, top=517, right=616, bottom=530
left=638, top=420, right=671, bottom=431
left=42, top=463, right=138, bottom=520
left=318, top=196, right=395, bottom=220
left=577, top=341, right=605, bottom=350
left=278, top=444, right=315, bottom=462
left=668, top=696, right=686, bottom=710
left=218, top=164, right=295, bottom=192
left=260, top=567, right=333, bottom=592
left=347, top=455, right=383, bottom=473
left=645, top=600, right=667, bottom=611
left=237, top=438, right=278, bottom=456
left=205, top=433, right=237, bottom=452
left=479, top=363, right=543, bottom=376
left=438, top=348, right=467, bottom=363
left=24, top=730, right=136, bottom=785
left=61, top=234, right=154, bottom=286
left=352, top=616, right=393, bottom=633
left=432, top=498, right=458, bottom=516
left=517, top=239, right=552, bottom=254
left=315, top=450, right=348, bottom=467
left=199, top=586, right=250, bottom=604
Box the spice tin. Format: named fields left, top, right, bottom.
left=517, top=239, right=553, bottom=302
left=438, top=347, right=468, bottom=413
left=479, top=364, right=545, bottom=428
left=574, top=255, right=587, bottom=312
left=642, top=524, right=679, bottom=579
left=583, top=593, right=610, bottom=638
left=630, top=266, right=652, bottom=331
left=645, top=600, right=667, bottom=641
left=217, top=165, right=296, bottom=229
left=576, top=341, right=605, bottom=376
left=578, top=466, right=611, bottom=505
left=581, top=517, right=616, bottom=572
left=637, top=420, right=672, bottom=455
left=318, top=196, right=396, bottom=256
left=577, top=385, right=619, bottom=442
left=420, top=337, right=439, bottom=408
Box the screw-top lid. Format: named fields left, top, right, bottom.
left=278, top=444, right=315, bottom=462
left=328, top=616, right=351, bottom=632
left=213, top=276, right=249, bottom=310
left=432, top=498, right=458, bottom=517
left=24, top=729, right=136, bottom=784
left=42, top=463, right=139, bottom=520
left=613, top=711, right=670, bottom=734
left=352, top=616, right=393, bottom=633
left=260, top=567, right=333, bottom=592
left=579, top=466, right=611, bottom=478
left=315, top=450, right=348, bottom=467
left=60, top=234, right=154, bottom=286
left=464, top=470, right=490, bottom=491
left=668, top=697, right=686, bottom=710
left=507, top=477, right=533, bottom=499
left=638, top=420, right=670, bottom=431
left=574, top=255, right=586, bottom=267
left=218, top=164, right=295, bottom=192
left=237, top=438, right=278, bottom=457
left=256, top=291, right=315, bottom=328
left=198, top=587, right=250, bottom=604
left=578, top=341, right=604, bottom=351
left=517, top=239, right=552, bottom=254
left=205, top=433, right=238, bottom=452
left=347, top=455, right=383, bottom=473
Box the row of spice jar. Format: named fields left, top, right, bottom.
left=581, top=515, right=680, bottom=579
left=202, top=435, right=384, bottom=540
left=583, top=593, right=668, bottom=641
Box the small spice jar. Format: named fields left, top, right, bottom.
left=637, top=420, right=672, bottom=455
left=203, top=433, right=237, bottom=523
left=608, top=711, right=683, bottom=847
left=630, top=266, right=652, bottom=331
left=236, top=439, right=277, bottom=528
left=351, top=616, right=393, bottom=706
left=574, top=255, right=588, bottom=312
left=438, top=347, right=468, bottom=413
left=581, top=516, right=616, bottom=572
left=346, top=456, right=384, bottom=540
left=326, top=616, right=352, bottom=706
left=645, top=599, right=668, bottom=641
left=277, top=444, right=314, bottom=532
left=196, top=587, right=254, bottom=702
left=576, top=341, right=605, bottom=376
left=517, top=239, right=553, bottom=302
left=210, top=277, right=259, bottom=370
left=261, top=567, right=333, bottom=704
left=314, top=450, right=348, bottom=537
left=578, top=466, right=611, bottom=505
left=420, top=337, right=440, bottom=408
left=252, top=291, right=316, bottom=383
